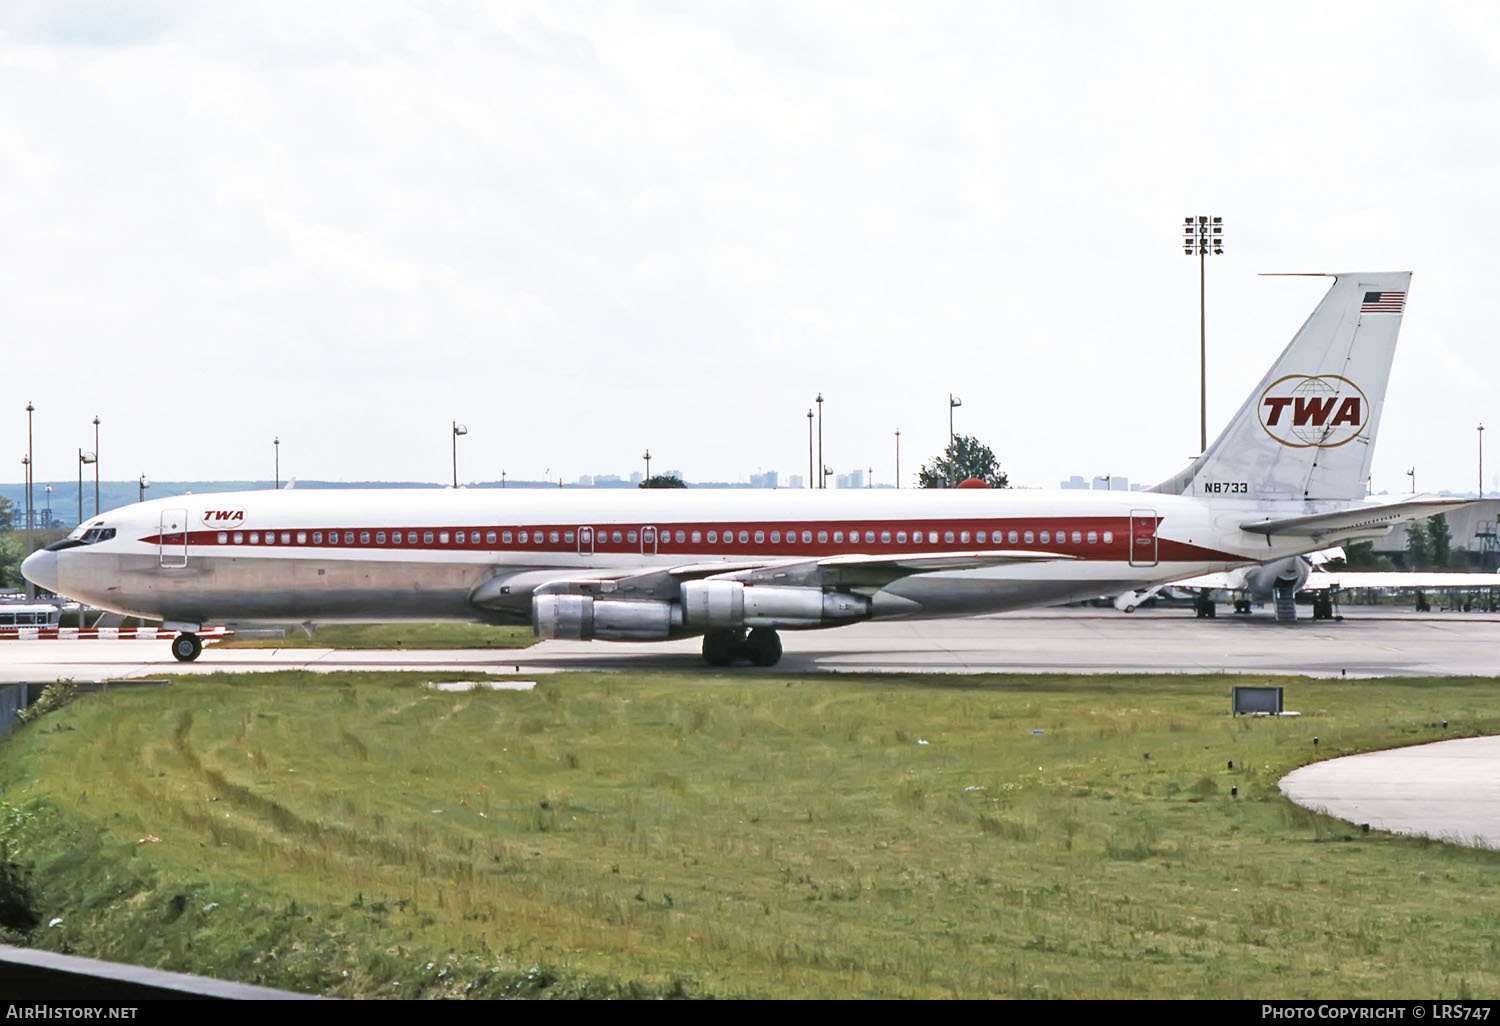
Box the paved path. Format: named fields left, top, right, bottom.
left=1280, top=736, right=1500, bottom=849
left=3, top=606, right=1498, bottom=681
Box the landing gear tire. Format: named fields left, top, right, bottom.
left=1194, top=595, right=1216, bottom=619
left=171, top=632, right=203, bottom=663
left=745, top=628, right=783, bottom=667
left=702, top=631, right=741, bottom=667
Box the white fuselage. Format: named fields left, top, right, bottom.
left=23, top=486, right=1343, bottom=634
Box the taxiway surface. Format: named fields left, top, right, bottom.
left=2, top=606, right=1498, bottom=681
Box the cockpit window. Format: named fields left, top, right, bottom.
left=45, top=527, right=115, bottom=552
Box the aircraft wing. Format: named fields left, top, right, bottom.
left=1238, top=497, right=1473, bottom=542
left=484, top=550, right=1074, bottom=609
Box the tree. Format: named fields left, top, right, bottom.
left=1404, top=520, right=1432, bottom=571
left=1426, top=513, right=1452, bottom=568
left=0, top=495, right=13, bottom=533
left=917, top=434, right=1009, bottom=489
left=0, top=532, right=21, bottom=590
left=639, top=475, right=686, bottom=489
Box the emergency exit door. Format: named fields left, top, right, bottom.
left=159, top=508, right=188, bottom=568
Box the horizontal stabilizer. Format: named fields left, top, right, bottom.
left=1239, top=497, right=1472, bottom=541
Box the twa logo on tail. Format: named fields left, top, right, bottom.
left=1258, top=375, right=1368, bottom=449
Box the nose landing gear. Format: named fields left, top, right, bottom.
left=171, top=632, right=203, bottom=662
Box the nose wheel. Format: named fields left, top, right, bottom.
left=171, top=632, right=203, bottom=662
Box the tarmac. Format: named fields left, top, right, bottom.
left=3, top=604, right=1499, bottom=849
left=2, top=605, right=1498, bottom=680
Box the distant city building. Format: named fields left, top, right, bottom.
left=576, top=474, right=594, bottom=487
left=629, top=472, right=642, bottom=485
left=1062, top=474, right=1133, bottom=491
left=749, top=470, right=779, bottom=489
left=595, top=474, right=622, bottom=485
left=787, top=474, right=804, bottom=489
left=834, top=469, right=865, bottom=489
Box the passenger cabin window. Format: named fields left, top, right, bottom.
left=1008, top=530, right=1018, bottom=544
left=801, top=531, right=812, bottom=544
left=424, top=531, right=434, bottom=544
left=360, top=532, right=370, bottom=544
left=1103, top=531, right=1114, bottom=545
left=1040, top=531, right=1050, bottom=544
left=250, top=532, right=260, bottom=544
left=1072, top=531, right=1082, bottom=544
left=217, top=532, right=227, bottom=544
left=1024, top=531, right=1034, bottom=544
left=833, top=531, right=843, bottom=544
left=817, top=531, right=828, bottom=543
left=692, top=531, right=702, bottom=543
left=375, top=532, right=385, bottom=544
left=456, top=531, right=466, bottom=544
left=502, top=531, right=512, bottom=544
left=880, top=531, right=891, bottom=544
left=708, top=531, right=717, bottom=543
left=441, top=532, right=451, bottom=545
left=754, top=530, right=764, bottom=544
left=896, top=531, right=907, bottom=543
left=1087, top=530, right=1098, bottom=544
left=943, top=531, right=954, bottom=544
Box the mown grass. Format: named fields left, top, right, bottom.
left=2, top=671, right=1499, bottom=999
left=216, top=622, right=534, bottom=650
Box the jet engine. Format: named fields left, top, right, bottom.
left=680, top=580, right=869, bottom=630
left=532, top=594, right=681, bottom=641
left=1243, top=555, right=1310, bottom=600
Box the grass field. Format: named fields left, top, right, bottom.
left=2, top=670, right=1499, bottom=999
left=216, top=622, right=534, bottom=649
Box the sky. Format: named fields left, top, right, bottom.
left=3, top=1, right=1499, bottom=493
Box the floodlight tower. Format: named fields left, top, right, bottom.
left=1183, top=215, right=1224, bottom=453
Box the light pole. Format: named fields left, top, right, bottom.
left=44, top=485, right=52, bottom=528
left=76, top=450, right=95, bottom=525
left=895, top=429, right=900, bottom=489
left=92, top=415, right=100, bottom=516
left=816, top=393, right=824, bottom=488
left=274, top=436, right=280, bottom=490
left=25, top=401, right=35, bottom=539
left=1407, top=467, right=1416, bottom=494
left=1480, top=423, right=1485, bottom=499
left=1183, top=215, right=1224, bottom=453
left=867, top=467, right=872, bottom=488
left=643, top=448, right=651, bottom=482
left=139, top=474, right=149, bottom=504
left=451, top=423, right=467, bottom=488
left=807, top=410, right=814, bottom=488
left=949, top=394, right=962, bottom=445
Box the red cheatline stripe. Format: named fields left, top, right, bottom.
left=139, top=516, right=1205, bottom=561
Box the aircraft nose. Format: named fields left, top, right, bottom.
left=21, top=549, right=58, bottom=594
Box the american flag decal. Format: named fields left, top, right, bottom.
left=1361, top=290, right=1405, bottom=314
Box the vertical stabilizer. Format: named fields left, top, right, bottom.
left=1151, top=272, right=1410, bottom=501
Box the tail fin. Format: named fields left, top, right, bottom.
left=1152, top=271, right=1410, bottom=501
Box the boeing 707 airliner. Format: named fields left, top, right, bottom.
left=23, top=272, right=1466, bottom=666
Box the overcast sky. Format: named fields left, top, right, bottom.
left=3, top=1, right=1498, bottom=493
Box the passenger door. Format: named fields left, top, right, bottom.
left=159, top=509, right=188, bottom=568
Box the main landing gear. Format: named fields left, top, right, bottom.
left=171, top=632, right=203, bottom=663
left=701, top=628, right=783, bottom=667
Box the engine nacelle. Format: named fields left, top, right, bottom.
left=532, top=594, right=679, bottom=641
left=680, top=580, right=870, bottom=630
left=1244, top=555, right=1310, bottom=600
